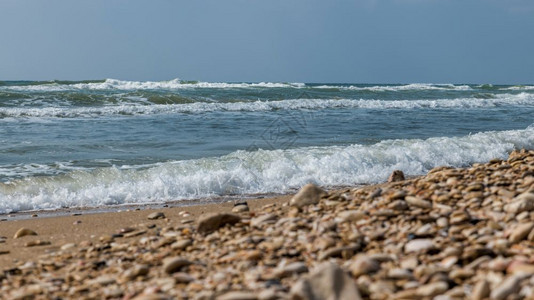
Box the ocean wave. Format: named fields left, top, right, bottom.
left=314, top=83, right=473, bottom=91
left=1, top=125, right=533, bottom=213
left=0, top=79, right=307, bottom=92
left=0, top=79, right=483, bottom=92
left=1, top=93, right=533, bottom=119
left=501, top=85, right=534, bottom=91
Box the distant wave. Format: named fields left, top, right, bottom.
left=1, top=93, right=532, bottom=119
left=1, top=125, right=533, bottom=213
left=0, top=79, right=485, bottom=92
left=313, top=83, right=473, bottom=91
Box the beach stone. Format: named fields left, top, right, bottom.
left=171, top=239, right=192, bottom=250
left=507, top=261, right=534, bottom=275
left=471, top=280, right=490, bottom=300
left=290, top=262, right=362, bottom=300
left=388, top=170, right=405, bottom=182
left=147, top=212, right=165, bottom=220
left=290, top=183, right=327, bottom=208
left=387, top=268, right=414, bottom=280
left=404, top=239, right=435, bottom=253
left=217, top=291, right=257, bottom=300
left=349, top=256, right=380, bottom=277
left=232, top=204, right=249, bottom=213
left=509, top=222, right=534, bottom=243
left=388, top=200, right=408, bottom=211
left=197, top=213, right=241, bottom=233
left=13, top=228, right=37, bottom=239
left=251, top=213, right=277, bottom=228
left=416, top=281, right=448, bottom=297
left=163, top=257, right=193, bottom=274
left=337, top=210, right=367, bottom=223
left=122, top=264, right=149, bottom=280
left=505, top=192, right=534, bottom=214
left=405, top=196, right=431, bottom=209
left=274, top=261, right=308, bottom=278
left=490, top=275, right=521, bottom=300
left=25, top=240, right=51, bottom=247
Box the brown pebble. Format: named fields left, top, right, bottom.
left=13, top=228, right=38, bottom=239
left=147, top=212, right=165, bottom=220
left=25, top=240, right=51, bottom=247
left=163, top=257, right=193, bottom=274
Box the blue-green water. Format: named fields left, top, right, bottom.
left=1, top=79, right=533, bottom=213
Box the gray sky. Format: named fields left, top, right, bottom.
left=1, top=0, right=533, bottom=83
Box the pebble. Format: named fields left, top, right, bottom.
left=289, top=183, right=327, bottom=208
left=290, top=263, right=362, bottom=300
left=217, top=291, right=258, bottom=300
left=13, top=228, right=38, bottom=239
left=171, top=239, right=192, bottom=250
left=197, top=213, right=241, bottom=233
left=417, top=281, right=448, bottom=297
left=337, top=210, right=367, bottom=223
left=509, top=222, right=534, bottom=243
left=404, top=239, right=435, bottom=253
left=24, top=240, right=51, bottom=247
left=505, top=192, right=534, bottom=215
left=163, top=257, right=193, bottom=274
left=122, top=264, right=149, bottom=281
left=388, top=170, right=405, bottom=182
left=147, top=212, right=165, bottom=220
left=349, top=256, right=380, bottom=277
left=490, top=275, right=521, bottom=300
left=471, top=280, right=490, bottom=300
left=274, top=261, right=308, bottom=278
left=405, top=196, right=432, bottom=209
left=250, top=213, right=277, bottom=228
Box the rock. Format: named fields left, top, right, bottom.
left=171, top=239, right=192, bottom=250
left=506, top=261, right=534, bottom=275
left=25, top=240, right=51, bottom=247
left=163, top=257, right=192, bottom=274
left=290, top=262, right=362, bottom=300
left=404, top=239, right=435, bottom=253
left=490, top=276, right=520, bottom=300
left=122, top=264, right=149, bottom=280
left=13, top=228, right=37, bottom=239
left=405, top=196, right=432, bottom=209
left=508, top=222, right=534, bottom=243
left=505, top=192, right=534, bottom=215
left=232, top=204, right=249, bottom=213
left=388, top=170, right=405, bottom=182
left=197, top=213, right=241, bottom=234
left=471, top=280, right=490, bottom=300
left=217, top=291, right=257, bottom=300
left=250, top=213, right=278, bottom=228
left=416, top=281, right=448, bottom=297
left=147, top=212, right=165, bottom=220
left=337, top=210, right=367, bottom=223
left=290, top=184, right=327, bottom=208
left=349, top=256, right=380, bottom=277
left=275, top=262, right=308, bottom=278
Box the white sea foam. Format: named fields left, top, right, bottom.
left=1, top=125, right=533, bottom=213
left=501, top=85, right=534, bottom=91
left=0, top=79, right=306, bottom=92
left=0, top=79, right=480, bottom=92
left=1, top=93, right=533, bottom=119
left=314, top=83, right=473, bottom=91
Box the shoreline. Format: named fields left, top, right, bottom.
left=1, top=151, right=533, bottom=299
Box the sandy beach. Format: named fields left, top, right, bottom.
left=1, top=149, right=534, bottom=299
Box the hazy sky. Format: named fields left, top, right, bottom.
left=1, top=0, right=533, bottom=83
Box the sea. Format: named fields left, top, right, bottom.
left=1, top=79, right=533, bottom=213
